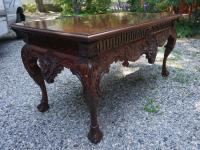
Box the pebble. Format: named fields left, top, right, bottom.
left=0, top=39, right=200, bottom=149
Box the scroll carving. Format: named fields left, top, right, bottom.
left=96, top=21, right=172, bottom=54
left=145, top=28, right=158, bottom=64
left=88, top=26, right=173, bottom=76
left=39, top=51, right=64, bottom=83
left=70, top=62, right=104, bottom=97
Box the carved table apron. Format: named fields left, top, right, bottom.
left=11, top=12, right=179, bottom=144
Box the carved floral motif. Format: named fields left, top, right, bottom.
left=38, top=51, right=64, bottom=83
left=95, top=21, right=172, bottom=54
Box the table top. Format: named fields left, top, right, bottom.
left=12, top=12, right=179, bottom=41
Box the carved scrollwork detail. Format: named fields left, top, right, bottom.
left=144, top=28, right=158, bottom=64
left=95, top=25, right=173, bottom=66
left=39, top=51, right=64, bottom=83
left=94, top=21, right=173, bottom=56
left=70, top=61, right=104, bottom=97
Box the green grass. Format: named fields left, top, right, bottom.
left=144, top=99, right=160, bottom=113
left=176, top=19, right=200, bottom=38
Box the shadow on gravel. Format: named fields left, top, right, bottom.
left=46, top=63, right=163, bottom=125
left=1, top=39, right=200, bottom=148
left=46, top=60, right=199, bottom=121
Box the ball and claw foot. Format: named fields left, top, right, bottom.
left=37, top=102, right=49, bottom=112
left=88, top=126, right=103, bottom=144
left=162, top=69, right=169, bottom=77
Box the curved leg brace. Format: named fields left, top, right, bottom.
left=21, top=44, right=49, bottom=112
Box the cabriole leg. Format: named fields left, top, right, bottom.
left=162, top=30, right=177, bottom=77
left=85, top=89, right=103, bottom=144
left=21, top=44, right=49, bottom=112
left=72, top=66, right=103, bottom=144
left=84, top=71, right=103, bottom=144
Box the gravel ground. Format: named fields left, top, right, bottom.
left=0, top=38, right=200, bottom=150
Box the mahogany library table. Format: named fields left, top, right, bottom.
left=11, top=12, right=180, bottom=144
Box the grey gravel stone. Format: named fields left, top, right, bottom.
left=0, top=38, right=200, bottom=150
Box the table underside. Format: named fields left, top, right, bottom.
left=20, top=21, right=176, bottom=144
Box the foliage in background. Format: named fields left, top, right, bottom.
left=167, top=0, right=194, bottom=14
left=23, top=3, right=37, bottom=13
left=176, top=6, right=200, bottom=38
left=145, top=0, right=169, bottom=12
left=44, top=4, right=62, bottom=12
left=144, top=99, right=160, bottom=113
left=36, top=0, right=200, bottom=38
left=54, top=0, right=112, bottom=15
left=127, top=0, right=142, bottom=12
left=54, top=0, right=200, bottom=15
left=176, top=18, right=200, bottom=38
left=85, top=0, right=112, bottom=14
left=127, top=0, right=200, bottom=38
left=35, top=0, right=46, bottom=12
left=127, top=0, right=169, bottom=13
left=127, top=0, right=199, bottom=13
left=54, top=0, right=74, bottom=15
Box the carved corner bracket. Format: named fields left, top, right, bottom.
left=38, top=51, right=64, bottom=84
left=69, top=60, right=105, bottom=97
left=144, top=28, right=158, bottom=64
left=22, top=45, right=64, bottom=84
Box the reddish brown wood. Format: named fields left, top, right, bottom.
left=21, top=45, right=49, bottom=112
left=162, top=28, right=177, bottom=77
left=11, top=12, right=180, bottom=144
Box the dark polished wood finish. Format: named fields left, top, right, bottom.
left=11, top=12, right=180, bottom=144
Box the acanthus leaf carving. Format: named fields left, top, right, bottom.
left=38, top=51, right=64, bottom=83
left=144, top=28, right=158, bottom=64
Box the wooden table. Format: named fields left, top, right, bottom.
left=11, top=12, right=180, bottom=144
